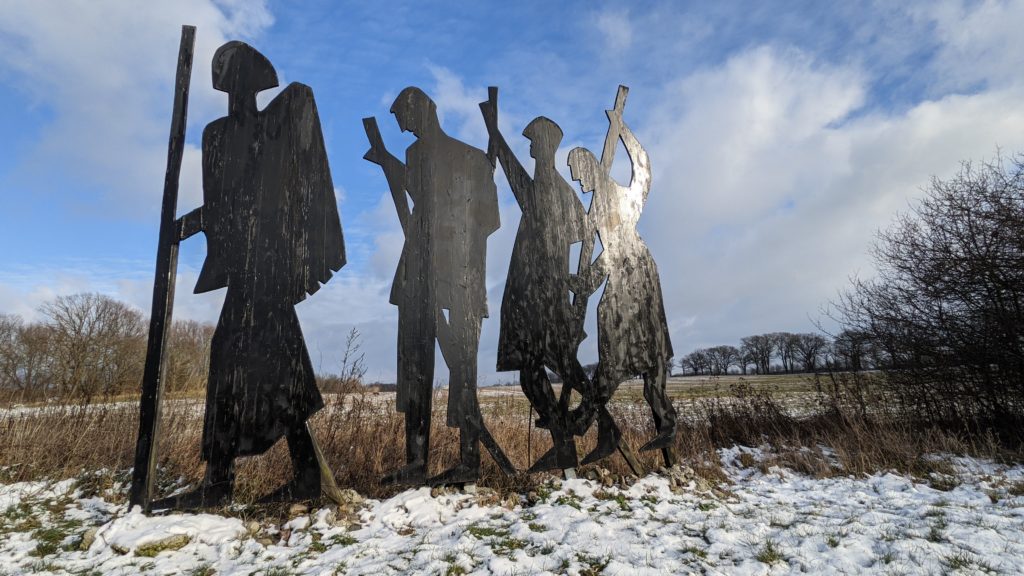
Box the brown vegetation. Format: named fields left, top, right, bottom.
left=0, top=293, right=362, bottom=404
left=1, top=373, right=1016, bottom=505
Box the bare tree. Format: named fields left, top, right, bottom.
left=769, top=332, right=799, bottom=373
left=704, top=345, right=740, bottom=375
left=737, top=349, right=755, bottom=375
left=165, top=319, right=215, bottom=394
left=741, top=335, right=774, bottom=375
left=794, top=333, right=828, bottom=373
left=0, top=314, right=22, bottom=394
left=40, top=293, right=146, bottom=400
left=834, top=155, right=1024, bottom=422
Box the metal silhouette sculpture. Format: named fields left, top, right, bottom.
left=568, top=86, right=677, bottom=468
left=479, top=88, right=594, bottom=474
left=132, top=33, right=346, bottom=511
left=364, top=87, right=515, bottom=486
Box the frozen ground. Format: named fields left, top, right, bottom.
left=2, top=447, right=1023, bottom=575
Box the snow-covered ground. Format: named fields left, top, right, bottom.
left=2, top=447, right=1023, bottom=575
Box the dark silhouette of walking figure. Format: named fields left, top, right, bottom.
left=154, top=41, right=345, bottom=509
left=568, top=86, right=677, bottom=467
left=479, top=89, right=594, bottom=473
left=364, top=87, right=515, bottom=486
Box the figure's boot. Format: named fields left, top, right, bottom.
left=581, top=406, right=622, bottom=465
left=258, top=426, right=322, bottom=503
left=383, top=410, right=429, bottom=486
left=428, top=426, right=481, bottom=486
left=152, top=454, right=234, bottom=511
left=528, top=424, right=578, bottom=473
left=639, top=365, right=678, bottom=459
left=639, top=429, right=677, bottom=452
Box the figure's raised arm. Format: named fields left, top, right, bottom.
left=611, top=111, right=651, bottom=205
left=363, top=117, right=410, bottom=235
left=480, top=89, right=530, bottom=210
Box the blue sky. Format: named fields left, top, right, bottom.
left=2, top=0, right=1024, bottom=383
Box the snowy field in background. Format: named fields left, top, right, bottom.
left=2, top=447, right=1023, bottom=575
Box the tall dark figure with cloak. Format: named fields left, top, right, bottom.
left=568, top=98, right=677, bottom=466
left=364, top=87, right=513, bottom=486
left=479, top=94, right=593, bottom=473
left=156, top=41, right=345, bottom=508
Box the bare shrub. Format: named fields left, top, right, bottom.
left=317, top=327, right=368, bottom=394
left=834, top=155, right=1024, bottom=427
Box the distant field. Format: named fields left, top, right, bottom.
left=476, top=372, right=827, bottom=418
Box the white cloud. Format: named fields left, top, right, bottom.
left=911, top=0, right=1024, bottom=92
left=639, top=44, right=1024, bottom=351
left=426, top=64, right=491, bottom=149
left=594, top=8, right=633, bottom=52
left=0, top=0, right=273, bottom=218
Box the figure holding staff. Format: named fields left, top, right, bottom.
left=568, top=86, right=678, bottom=467
left=479, top=89, right=593, bottom=474
left=133, top=36, right=346, bottom=511
left=364, top=87, right=514, bottom=486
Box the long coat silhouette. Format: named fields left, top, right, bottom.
left=195, top=47, right=344, bottom=459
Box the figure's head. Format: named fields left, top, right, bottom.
left=568, top=147, right=600, bottom=193
left=212, top=41, right=278, bottom=95
left=523, top=117, right=562, bottom=162
left=390, top=87, right=438, bottom=137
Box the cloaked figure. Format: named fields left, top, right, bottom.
left=155, top=41, right=345, bottom=509
left=364, top=87, right=514, bottom=486
left=568, top=87, right=677, bottom=466
left=479, top=90, right=593, bottom=473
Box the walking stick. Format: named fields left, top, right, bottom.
left=129, top=25, right=196, bottom=512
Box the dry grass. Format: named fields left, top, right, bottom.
left=0, top=375, right=1019, bottom=505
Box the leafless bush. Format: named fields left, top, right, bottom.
left=317, top=327, right=368, bottom=394
left=164, top=320, right=215, bottom=395
left=834, top=155, right=1024, bottom=428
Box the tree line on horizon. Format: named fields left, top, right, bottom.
left=677, top=155, right=1024, bottom=428
left=676, top=331, right=856, bottom=376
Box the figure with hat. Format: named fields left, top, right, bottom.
left=154, top=41, right=345, bottom=509
left=479, top=90, right=594, bottom=474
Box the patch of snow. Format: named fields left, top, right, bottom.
left=1, top=448, right=1022, bottom=574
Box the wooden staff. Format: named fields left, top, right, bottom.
left=485, top=86, right=498, bottom=168
left=600, top=85, right=629, bottom=170
left=129, top=24, right=196, bottom=512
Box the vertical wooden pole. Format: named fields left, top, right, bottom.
left=129, top=25, right=196, bottom=512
